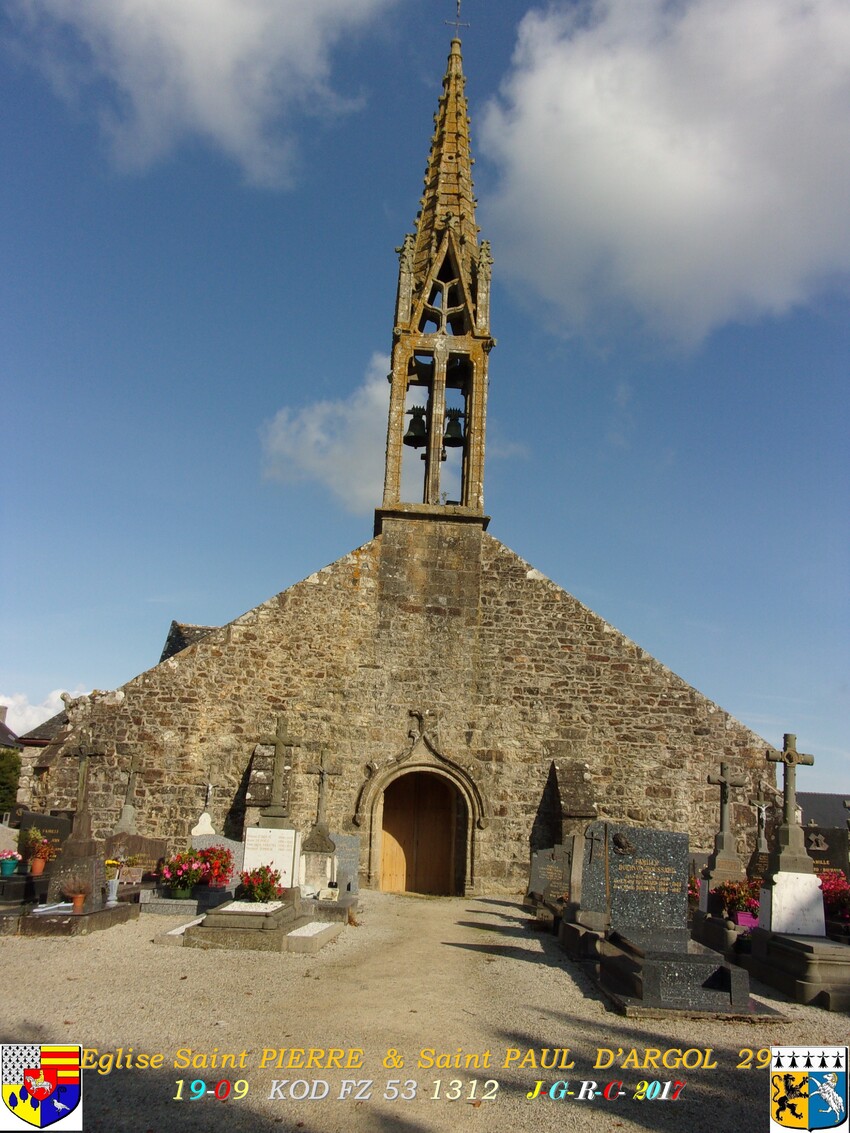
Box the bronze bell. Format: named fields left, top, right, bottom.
left=443, top=408, right=465, bottom=447
left=403, top=406, right=428, bottom=448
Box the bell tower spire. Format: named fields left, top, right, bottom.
left=375, top=34, right=494, bottom=533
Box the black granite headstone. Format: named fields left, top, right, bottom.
left=103, top=832, right=169, bottom=877
left=47, top=837, right=105, bottom=913
left=747, top=850, right=771, bottom=882
left=528, top=840, right=580, bottom=907
left=18, top=812, right=71, bottom=857
left=804, top=826, right=849, bottom=876
left=578, top=822, right=688, bottom=947
left=569, top=822, right=754, bottom=1015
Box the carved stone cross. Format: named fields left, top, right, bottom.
left=68, top=729, right=104, bottom=839
left=255, top=715, right=301, bottom=825
left=114, top=752, right=143, bottom=835
left=585, top=824, right=605, bottom=864
left=708, top=762, right=746, bottom=843
left=766, top=732, right=815, bottom=872
left=306, top=753, right=342, bottom=827
left=768, top=733, right=813, bottom=828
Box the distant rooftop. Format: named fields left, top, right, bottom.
left=798, top=792, right=849, bottom=829
left=159, top=621, right=217, bottom=663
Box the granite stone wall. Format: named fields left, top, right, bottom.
left=18, top=517, right=771, bottom=893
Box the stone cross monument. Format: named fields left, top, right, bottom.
left=67, top=729, right=104, bottom=841
left=255, top=716, right=300, bottom=830
left=114, top=753, right=143, bottom=835
left=759, top=733, right=824, bottom=936
left=766, top=733, right=815, bottom=875
left=697, top=762, right=746, bottom=912
left=302, top=753, right=341, bottom=855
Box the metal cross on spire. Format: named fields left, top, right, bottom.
left=445, top=0, right=470, bottom=37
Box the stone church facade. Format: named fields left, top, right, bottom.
left=18, top=37, right=770, bottom=894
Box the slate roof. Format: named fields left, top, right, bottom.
left=0, top=719, right=21, bottom=749
left=798, top=792, right=849, bottom=829
left=17, top=710, right=69, bottom=745
left=159, top=621, right=217, bottom=664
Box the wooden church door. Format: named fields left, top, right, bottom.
left=380, top=772, right=458, bottom=895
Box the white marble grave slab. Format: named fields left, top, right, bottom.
left=287, top=921, right=330, bottom=937
left=759, top=872, right=826, bottom=935
left=242, top=828, right=301, bottom=886
left=220, top=900, right=285, bottom=914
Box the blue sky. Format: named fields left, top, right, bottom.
left=2, top=0, right=847, bottom=793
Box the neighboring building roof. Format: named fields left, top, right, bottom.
left=159, top=621, right=217, bottom=663
left=0, top=719, right=21, bottom=750
left=799, top=792, right=849, bottom=829
left=18, top=710, right=69, bottom=746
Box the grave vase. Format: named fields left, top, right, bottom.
left=105, top=878, right=120, bottom=905
left=0, top=859, right=17, bottom=877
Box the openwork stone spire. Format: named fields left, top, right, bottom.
left=411, top=38, right=479, bottom=296
left=376, top=36, right=494, bottom=529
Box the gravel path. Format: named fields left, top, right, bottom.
left=1, top=892, right=847, bottom=1132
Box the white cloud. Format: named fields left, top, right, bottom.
left=481, top=0, right=850, bottom=344
left=10, top=0, right=392, bottom=186
left=261, top=353, right=390, bottom=514
left=0, top=687, right=88, bottom=737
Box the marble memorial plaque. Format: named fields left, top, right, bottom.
left=242, top=827, right=301, bottom=887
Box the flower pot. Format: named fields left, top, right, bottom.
left=0, top=860, right=17, bottom=878
left=732, top=911, right=758, bottom=929
left=70, top=894, right=86, bottom=915
left=169, top=887, right=192, bottom=900
left=30, top=857, right=46, bottom=877
left=105, top=878, right=120, bottom=906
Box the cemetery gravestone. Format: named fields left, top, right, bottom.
left=572, top=822, right=750, bottom=1014
left=19, top=812, right=72, bottom=859
left=527, top=838, right=581, bottom=911
left=759, top=735, right=825, bottom=936
left=804, top=826, right=849, bottom=877
left=242, top=827, right=302, bottom=888
left=331, top=834, right=360, bottom=895
left=578, top=822, right=688, bottom=947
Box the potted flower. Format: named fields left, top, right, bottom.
left=238, top=864, right=284, bottom=903
left=159, top=851, right=206, bottom=898
left=104, top=859, right=123, bottom=905
left=17, top=827, right=41, bottom=868
left=712, top=879, right=760, bottom=926
left=61, top=876, right=92, bottom=915
left=28, top=838, right=59, bottom=876
left=820, top=870, right=850, bottom=926
left=198, top=845, right=234, bottom=888
left=0, top=850, right=21, bottom=878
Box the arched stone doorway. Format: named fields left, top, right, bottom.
left=380, top=771, right=467, bottom=895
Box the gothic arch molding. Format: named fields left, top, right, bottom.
left=354, top=714, right=489, bottom=894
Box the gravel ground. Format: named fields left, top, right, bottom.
left=0, top=891, right=847, bottom=1133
